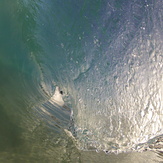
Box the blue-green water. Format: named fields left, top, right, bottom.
left=0, top=0, right=163, bottom=162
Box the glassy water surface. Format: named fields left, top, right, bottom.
left=0, top=0, right=162, bottom=162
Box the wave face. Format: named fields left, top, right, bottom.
left=0, top=0, right=162, bottom=161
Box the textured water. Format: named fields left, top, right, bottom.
left=0, top=0, right=163, bottom=162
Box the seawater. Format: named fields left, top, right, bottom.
left=0, top=0, right=162, bottom=162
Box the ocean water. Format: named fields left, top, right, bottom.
left=0, top=0, right=163, bottom=162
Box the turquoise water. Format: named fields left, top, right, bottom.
left=0, top=0, right=163, bottom=162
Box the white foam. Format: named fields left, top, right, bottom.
left=50, top=86, right=65, bottom=106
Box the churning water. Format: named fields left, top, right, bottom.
left=0, top=0, right=162, bottom=162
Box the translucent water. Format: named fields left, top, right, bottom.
left=0, top=0, right=162, bottom=162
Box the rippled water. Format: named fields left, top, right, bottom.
left=0, top=0, right=162, bottom=162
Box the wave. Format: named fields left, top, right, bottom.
left=0, top=0, right=163, bottom=161
left=34, top=0, right=163, bottom=153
